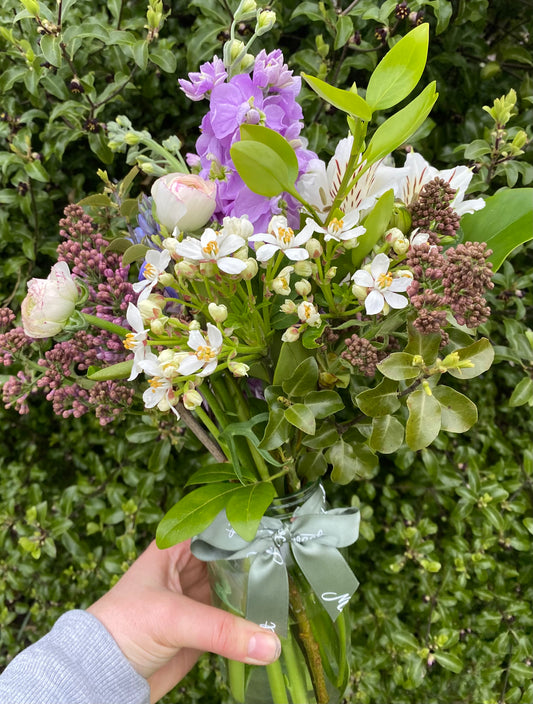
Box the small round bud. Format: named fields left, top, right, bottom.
left=352, top=283, right=368, bottom=300
left=255, top=9, right=276, bottom=36
left=229, top=361, right=250, bottom=377
left=241, top=257, right=258, bottom=280
left=174, top=260, right=197, bottom=278
left=325, top=266, right=337, bottom=281
left=281, top=325, right=300, bottom=342
left=189, top=320, right=201, bottom=331
left=183, top=389, right=203, bottom=410
left=280, top=299, right=297, bottom=314
left=208, top=303, right=228, bottom=323
left=295, top=280, right=312, bottom=296
left=294, top=260, right=314, bottom=277
left=305, top=238, right=323, bottom=258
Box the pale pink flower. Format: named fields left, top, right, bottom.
left=21, top=261, right=78, bottom=339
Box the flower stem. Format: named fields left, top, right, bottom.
left=81, top=313, right=130, bottom=337
left=289, top=575, right=330, bottom=704
left=266, top=660, right=289, bottom=704
left=282, top=630, right=309, bottom=703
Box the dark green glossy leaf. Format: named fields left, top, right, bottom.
left=356, top=377, right=400, bottom=417
left=273, top=340, right=310, bottom=385
left=226, top=482, right=276, bottom=541
left=406, top=388, right=442, bottom=450
left=282, top=357, right=319, bottom=397
left=352, top=189, right=395, bottom=268
left=433, top=386, right=478, bottom=433
left=297, top=450, right=328, bottom=481
left=377, top=352, right=419, bottom=380
left=369, top=415, right=405, bottom=454
left=258, top=407, right=292, bottom=451
left=303, top=390, right=344, bottom=418
left=434, top=651, right=464, bottom=674
left=327, top=439, right=378, bottom=484
left=509, top=377, right=533, bottom=407
left=284, top=403, right=316, bottom=435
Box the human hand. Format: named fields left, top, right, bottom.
left=87, top=540, right=280, bottom=703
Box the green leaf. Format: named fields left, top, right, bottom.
left=377, top=352, right=419, bottom=380
left=258, top=407, right=292, bottom=451
left=25, top=160, right=49, bottom=182
left=230, top=126, right=299, bottom=198
left=404, top=326, right=441, bottom=364
left=302, top=423, right=340, bottom=449
left=509, top=377, right=533, bottom=407
left=302, top=74, right=373, bottom=122
left=327, top=440, right=378, bottom=484
left=148, top=438, right=171, bottom=472
left=105, top=237, right=132, bottom=254
left=406, top=389, right=442, bottom=451
left=297, top=450, right=328, bottom=480
left=334, top=15, right=354, bottom=50
left=434, top=651, right=464, bottom=673
left=303, top=390, right=344, bottom=418
left=226, top=483, right=276, bottom=541
left=132, top=39, right=149, bottom=70
left=156, top=483, right=240, bottom=547
left=284, top=403, right=316, bottom=435
left=187, top=463, right=251, bottom=485
left=369, top=415, right=405, bottom=454
left=282, top=357, right=319, bottom=397
left=125, top=424, right=160, bottom=444
left=433, top=386, right=478, bottom=433
left=356, top=377, right=400, bottom=417
left=121, top=244, right=149, bottom=266
left=273, top=340, right=311, bottom=385
left=78, top=194, right=113, bottom=208
left=149, top=49, right=178, bottom=73
left=87, top=360, right=132, bottom=381
left=363, top=82, right=438, bottom=165
left=352, top=189, right=395, bottom=268
left=447, top=338, right=494, bottom=379
left=460, top=189, right=533, bottom=271
left=366, top=24, right=429, bottom=111
left=40, top=35, right=62, bottom=67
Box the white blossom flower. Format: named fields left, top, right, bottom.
left=21, top=261, right=79, bottom=339
left=133, top=249, right=171, bottom=302
left=351, top=253, right=411, bottom=315
left=297, top=301, right=321, bottom=327
left=140, top=358, right=180, bottom=418
left=299, top=211, right=366, bottom=244
left=221, top=215, right=254, bottom=239
left=395, top=151, right=485, bottom=215
left=272, top=266, right=294, bottom=295
left=123, top=303, right=158, bottom=380
left=178, top=323, right=223, bottom=377
left=249, top=215, right=311, bottom=262
left=175, top=228, right=247, bottom=274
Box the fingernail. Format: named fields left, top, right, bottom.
left=247, top=633, right=281, bottom=664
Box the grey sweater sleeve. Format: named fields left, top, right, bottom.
left=0, top=610, right=150, bottom=704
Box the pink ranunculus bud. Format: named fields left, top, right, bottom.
left=151, top=173, right=217, bottom=233
left=21, top=261, right=79, bottom=339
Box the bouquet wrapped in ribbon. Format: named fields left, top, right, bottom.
left=1, top=6, right=530, bottom=703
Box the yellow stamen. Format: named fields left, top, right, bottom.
left=148, top=377, right=164, bottom=389
left=196, top=345, right=216, bottom=362
left=377, top=272, right=393, bottom=289
left=330, top=217, right=344, bottom=233
left=203, top=240, right=219, bottom=256
left=144, top=263, right=157, bottom=279
left=279, top=227, right=294, bottom=245
left=124, top=333, right=136, bottom=350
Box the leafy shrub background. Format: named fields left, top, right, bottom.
left=1, top=1, right=532, bottom=702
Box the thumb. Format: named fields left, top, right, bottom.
left=163, top=593, right=281, bottom=666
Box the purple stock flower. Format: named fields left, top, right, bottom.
left=187, top=53, right=316, bottom=231
left=132, top=194, right=161, bottom=245
left=178, top=56, right=227, bottom=101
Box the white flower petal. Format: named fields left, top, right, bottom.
left=188, top=329, right=206, bottom=351
left=285, top=248, right=309, bottom=261
left=365, top=290, right=385, bottom=315
left=370, top=253, right=390, bottom=278
left=254, top=243, right=279, bottom=261
left=389, top=277, right=411, bottom=292
left=197, top=360, right=218, bottom=377
left=126, top=303, right=144, bottom=333
left=206, top=323, right=223, bottom=349
left=351, top=270, right=373, bottom=287
left=383, top=290, right=408, bottom=309
left=178, top=355, right=204, bottom=376
left=218, top=257, right=248, bottom=274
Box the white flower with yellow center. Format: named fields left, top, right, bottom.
left=123, top=303, right=158, bottom=380
left=249, top=215, right=311, bottom=262
left=133, top=250, right=171, bottom=303
left=351, top=253, right=411, bottom=315
left=178, top=323, right=223, bottom=377
left=299, top=211, right=366, bottom=244
left=297, top=301, right=321, bottom=327
left=140, top=358, right=180, bottom=418
left=175, top=228, right=247, bottom=274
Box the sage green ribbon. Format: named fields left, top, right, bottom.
left=191, top=484, right=360, bottom=637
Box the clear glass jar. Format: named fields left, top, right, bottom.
left=207, top=483, right=351, bottom=704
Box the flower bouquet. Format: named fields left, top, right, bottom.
left=1, top=5, right=530, bottom=704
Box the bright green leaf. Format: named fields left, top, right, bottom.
left=352, top=189, right=395, bottom=268
left=369, top=415, right=405, bottom=453
left=366, top=24, right=429, bottom=111
left=434, top=651, right=464, bottom=674
left=433, top=386, right=478, bottom=433
left=226, top=483, right=276, bottom=541
left=302, top=73, right=373, bottom=122
left=303, top=390, right=344, bottom=418
left=87, top=360, right=132, bottom=381
left=509, top=377, right=533, bottom=407
left=447, top=338, right=494, bottom=379
left=356, top=377, right=400, bottom=417
left=406, top=388, right=442, bottom=450
left=327, top=440, right=378, bottom=484
left=282, top=357, right=319, bottom=397
left=284, top=403, right=316, bottom=435
left=377, top=352, right=419, bottom=380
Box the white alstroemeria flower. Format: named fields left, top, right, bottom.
left=175, top=228, right=247, bottom=274
left=133, top=249, right=171, bottom=303
left=178, top=322, right=223, bottom=377
left=249, top=215, right=311, bottom=262
left=396, top=151, right=485, bottom=215
left=140, top=358, right=180, bottom=418
left=124, top=303, right=158, bottom=380
left=297, top=301, right=321, bottom=327
left=351, top=253, right=411, bottom=315
left=297, top=135, right=407, bottom=223
left=299, top=211, right=366, bottom=244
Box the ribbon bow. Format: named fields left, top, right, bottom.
left=191, top=484, right=360, bottom=637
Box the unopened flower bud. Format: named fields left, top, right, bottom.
left=241, top=257, right=258, bottom=280
left=183, top=389, right=203, bottom=410
left=295, top=280, right=312, bottom=296
left=124, top=132, right=141, bottom=146
left=229, top=361, right=250, bottom=377
left=294, top=260, right=314, bottom=277
left=232, top=246, right=249, bottom=261
left=342, top=237, right=359, bottom=250
left=280, top=299, right=297, bottom=314
left=239, top=54, right=256, bottom=73
left=352, top=283, right=368, bottom=300
left=189, top=320, right=201, bottom=331
left=389, top=206, right=412, bottom=233
left=138, top=294, right=165, bottom=321
left=159, top=273, right=178, bottom=289
left=174, top=260, right=197, bottom=278
left=208, top=303, right=228, bottom=323
left=234, top=0, right=257, bottom=20
left=305, top=238, right=323, bottom=258
left=227, top=39, right=246, bottom=63
left=325, top=266, right=337, bottom=281
left=281, top=325, right=300, bottom=342
left=385, top=227, right=404, bottom=244
left=255, top=10, right=276, bottom=36
left=199, top=261, right=217, bottom=277
left=511, top=130, right=528, bottom=150
left=150, top=317, right=168, bottom=335
left=162, top=237, right=180, bottom=257
left=393, top=237, right=410, bottom=255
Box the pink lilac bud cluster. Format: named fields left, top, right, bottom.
left=341, top=334, right=382, bottom=377
left=406, top=240, right=493, bottom=337
left=2, top=371, right=32, bottom=415
left=409, top=178, right=460, bottom=244
left=181, top=50, right=316, bottom=231
left=0, top=324, right=34, bottom=366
